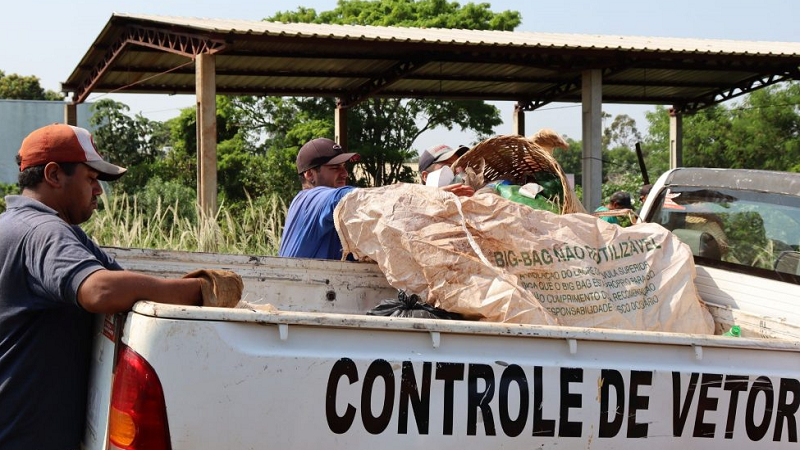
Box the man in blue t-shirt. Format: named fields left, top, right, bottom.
left=279, top=138, right=360, bottom=260
left=0, top=124, right=208, bottom=450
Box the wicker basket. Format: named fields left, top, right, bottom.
left=452, top=134, right=585, bottom=214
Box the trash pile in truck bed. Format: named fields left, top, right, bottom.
left=334, top=133, right=713, bottom=335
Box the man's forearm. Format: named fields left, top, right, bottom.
left=78, top=269, right=203, bottom=313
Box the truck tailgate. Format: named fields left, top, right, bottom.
left=125, top=302, right=800, bottom=449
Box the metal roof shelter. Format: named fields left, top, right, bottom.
left=63, top=13, right=800, bottom=213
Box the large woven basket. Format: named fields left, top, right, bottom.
left=452, top=134, right=585, bottom=214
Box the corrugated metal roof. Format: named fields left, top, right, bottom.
left=114, top=13, right=800, bottom=56
left=63, top=13, right=800, bottom=111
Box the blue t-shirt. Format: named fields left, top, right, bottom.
left=279, top=186, right=356, bottom=260
left=0, top=196, right=122, bottom=450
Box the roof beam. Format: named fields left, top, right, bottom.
left=198, top=48, right=593, bottom=71
left=601, top=78, right=743, bottom=89
left=624, top=56, right=800, bottom=73
left=69, top=64, right=571, bottom=85
left=68, top=83, right=556, bottom=101
left=71, top=82, right=703, bottom=104
left=72, top=25, right=226, bottom=103
left=99, top=64, right=748, bottom=89
left=338, top=58, right=425, bottom=108
left=88, top=45, right=800, bottom=76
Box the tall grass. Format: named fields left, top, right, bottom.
left=83, top=192, right=287, bottom=255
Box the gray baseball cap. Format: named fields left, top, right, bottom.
left=296, top=138, right=358, bottom=174
left=419, top=144, right=469, bottom=172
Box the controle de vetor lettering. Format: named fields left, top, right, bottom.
left=326, top=359, right=800, bottom=442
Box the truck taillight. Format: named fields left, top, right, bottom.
left=108, top=344, right=171, bottom=450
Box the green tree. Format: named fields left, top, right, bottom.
left=166, top=96, right=241, bottom=160
left=156, top=96, right=266, bottom=204
left=89, top=99, right=171, bottom=192
left=603, top=113, right=642, bottom=151
left=224, top=96, right=335, bottom=201
left=603, top=146, right=640, bottom=182
left=554, top=121, right=642, bottom=190
left=262, top=0, right=518, bottom=187
left=0, top=70, right=63, bottom=100
left=270, top=0, right=520, bottom=30
left=644, top=82, right=800, bottom=174
left=90, top=99, right=167, bottom=166
left=216, top=136, right=273, bottom=204
left=601, top=113, right=645, bottom=183
left=640, top=106, right=673, bottom=180
left=727, top=83, right=800, bottom=171
left=0, top=183, right=20, bottom=213
left=552, top=137, right=582, bottom=184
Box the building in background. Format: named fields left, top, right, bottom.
left=0, top=99, right=92, bottom=184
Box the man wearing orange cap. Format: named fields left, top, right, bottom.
left=0, top=124, right=205, bottom=450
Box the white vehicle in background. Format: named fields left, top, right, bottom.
left=639, top=168, right=800, bottom=335
left=85, top=168, right=800, bottom=450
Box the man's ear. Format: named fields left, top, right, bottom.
left=421, top=171, right=428, bottom=183
left=42, top=162, right=62, bottom=188
left=303, top=169, right=316, bottom=186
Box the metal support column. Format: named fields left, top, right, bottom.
left=335, top=100, right=348, bottom=147
left=196, top=53, right=217, bottom=216
left=64, top=103, right=77, bottom=126
left=512, top=103, right=525, bottom=136
left=581, top=69, right=603, bottom=211
left=669, top=108, right=683, bottom=169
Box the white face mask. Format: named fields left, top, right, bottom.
left=424, top=165, right=455, bottom=187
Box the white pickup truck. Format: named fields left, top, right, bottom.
left=85, top=168, right=800, bottom=450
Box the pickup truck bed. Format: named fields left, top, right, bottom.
left=86, top=247, right=800, bottom=450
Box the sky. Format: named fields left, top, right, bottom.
left=2, top=0, right=799, bottom=153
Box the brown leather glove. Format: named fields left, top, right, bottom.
left=183, top=269, right=244, bottom=308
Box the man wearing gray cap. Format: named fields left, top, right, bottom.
left=279, top=138, right=359, bottom=259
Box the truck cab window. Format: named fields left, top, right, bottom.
left=647, top=186, right=800, bottom=282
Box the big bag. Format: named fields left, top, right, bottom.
left=335, top=183, right=713, bottom=334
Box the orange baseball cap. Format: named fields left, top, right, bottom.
left=18, top=124, right=127, bottom=181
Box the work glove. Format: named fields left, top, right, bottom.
left=183, top=269, right=244, bottom=308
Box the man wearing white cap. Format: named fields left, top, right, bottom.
left=418, top=144, right=474, bottom=196
left=0, top=124, right=210, bottom=450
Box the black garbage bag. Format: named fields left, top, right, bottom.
left=367, top=291, right=463, bottom=320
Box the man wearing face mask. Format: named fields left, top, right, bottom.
left=418, top=144, right=474, bottom=197
left=279, top=138, right=360, bottom=260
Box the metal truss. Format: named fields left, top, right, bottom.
left=515, top=67, right=620, bottom=112
left=338, top=59, right=423, bottom=108
left=72, top=25, right=226, bottom=103
left=674, top=70, right=800, bottom=114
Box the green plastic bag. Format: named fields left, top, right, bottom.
left=495, top=184, right=559, bottom=213
left=531, top=172, right=564, bottom=203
